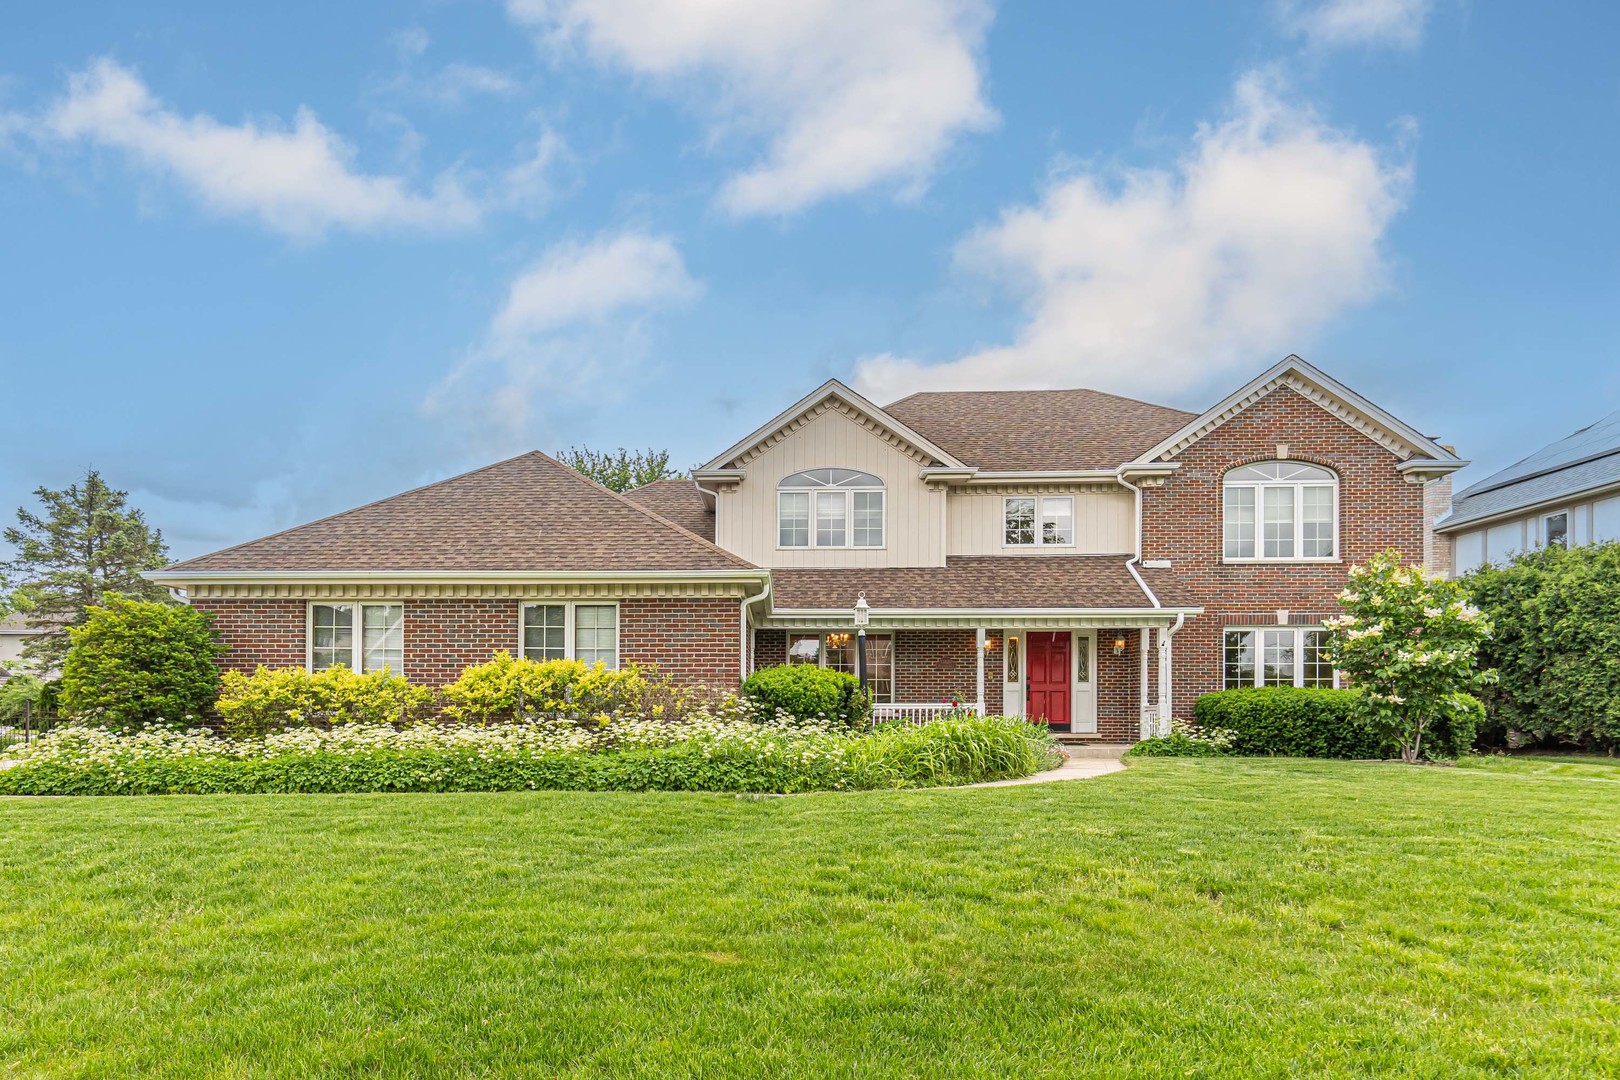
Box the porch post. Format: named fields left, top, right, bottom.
left=1138, top=628, right=1151, bottom=737
left=975, top=627, right=986, bottom=715
left=1156, top=625, right=1173, bottom=736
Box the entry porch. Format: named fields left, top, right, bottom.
left=753, top=615, right=1188, bottom=742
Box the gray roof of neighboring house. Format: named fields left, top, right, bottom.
left=1438, top=409, right=1620, bottom=532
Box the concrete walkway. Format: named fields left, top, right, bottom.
left=964, top=749, right=1127, bottom=788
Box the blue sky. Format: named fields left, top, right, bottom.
left=1, top=0, right=1616, bottom=561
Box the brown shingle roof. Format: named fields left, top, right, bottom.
left=883, top=389, right=1196, bottom=471
left=622, top=478, right=715, bottom=541
left=770, top=556, right=1195, bottom=611
left=162, top=452, right=755, bottom=574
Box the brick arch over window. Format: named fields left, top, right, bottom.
left=1222, top=460, right=1339, bottom=561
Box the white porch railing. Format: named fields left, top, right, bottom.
left=873, top=702, right=983, bottom=724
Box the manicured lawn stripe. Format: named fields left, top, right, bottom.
left=1, top=758, right=1617, bottom=1077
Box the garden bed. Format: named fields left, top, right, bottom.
left=0, top=714, right=1061, bottom=796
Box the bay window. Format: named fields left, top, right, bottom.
left=778, top=469, right=885, bottom=549
left=1004, top=496, right=1075, bottom=547
left=1224, top=462, right=1338, bottom=561
left=310, top=602, right=403, bottom=673
left=520, top=602, right=619, bottom=668
left=1224, top=627, right=1338, bottom=689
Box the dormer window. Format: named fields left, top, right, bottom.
left=778, top=469, right=885, bottom=549
left=1223, top=462, right=1338, bottom=561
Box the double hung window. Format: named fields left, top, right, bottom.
left=1223, top=462, right=1337, bottom=560
left=778, top=469, right=885, bottom=549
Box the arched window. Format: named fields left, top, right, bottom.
left=1223, top=462, right=1337, bottom=561
left=778, top=469, right=885, bottom=548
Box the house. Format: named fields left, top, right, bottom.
left=147, top=355, right=1465, bottom=741
left=1435, top=409, right=1620, bottom=575
left=0, top=615, right=39, bottom=678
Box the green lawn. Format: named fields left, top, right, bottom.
left=3, top=758, right=1617, bottom=1078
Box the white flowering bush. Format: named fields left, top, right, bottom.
left=1126, top=717, right=1237, bottom=758
left=0, top=708, right=1060, bottom=796
left=1325, top=551, right=1495, bottom=762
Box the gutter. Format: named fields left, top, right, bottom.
left=1433, top=474, right=1620, bottom=535
left=738, top=573, right=772, bottom=682
left=1114, top=471, right=1162, bottom=609
left=143, top=568, right=770, bottom=585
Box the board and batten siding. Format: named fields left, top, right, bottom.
left=713, top=406, right=946, bottom=568
left=947, top=486, right=1135, bottom=556
left=1450, top=489, right=1620, bottom=575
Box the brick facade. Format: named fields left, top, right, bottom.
left=198, top=594, right=743, bottom=691
left=1143, top=385, right=1426, bottom=719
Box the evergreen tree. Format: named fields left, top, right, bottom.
left=1, top=469, right=171, bottom=669
left=557, top=447, right=679, bottom=493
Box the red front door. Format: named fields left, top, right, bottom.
left=1026, top=632, right=1071, bottom=729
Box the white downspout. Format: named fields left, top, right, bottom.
left=739, top=574, right=771, bottom=684
left=1157, top=612, right=1185, bottom=736
left=975, top=627, right=986, bottom=716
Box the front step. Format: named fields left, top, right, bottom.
left=1055, top=739, right=1134, bottom=758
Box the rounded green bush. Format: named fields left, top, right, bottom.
left=58, top=596, right=224, bottom=731
left=1194, top=688, right=1383, bottom=759
left=742, top=664, right=870, bottom=728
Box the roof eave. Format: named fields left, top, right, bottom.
left=145, top=568, right=770, bottom=585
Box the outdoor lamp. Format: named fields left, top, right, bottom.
left=1113, top=635, right=1127, bottom=656
left=853, top=593, right=869, bottom=627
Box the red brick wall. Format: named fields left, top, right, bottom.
left=620, top=596, right=741, bottom=691
left=404, top=599, right=514, bottom=685
left=1144, top=385, right=1426, bottom=719
left=1095, top=629, right=1143, bottom=742
left=193, top=597, right=304, bottom=674
left=753, top=629, right=787, bottom=669
left=896, top=630, right=981, bottom=707
left=197, top=594, right=742, bottom=691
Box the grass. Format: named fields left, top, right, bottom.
left=2, top=758, right=1617, bottom=1078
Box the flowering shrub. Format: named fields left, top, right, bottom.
left=742, top=664, right=870, bottom=729
left=1326, top=551, right=1494, bottom=762
left=216, top=666, right=439, bottom=737
left=440, top=653, right=649, bottom=724
left=1127, top=718, right=1237, bottom=758
left=0, top=713, right=1058, bottom=796
left=59, top=597, right=224, bottom=732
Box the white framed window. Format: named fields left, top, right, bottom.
left=519, top=602, right=619, bottom=668
left=309, top=602, right=403, bottom=674
left=1543, top=511, right=1569, bottom=548
left=782, top=631, right=894, bottom=702
left=1224, top=462, right=1338, bottom=561
left=1224, top=627, right=1338, bottom=689
left=1004, top=496, right=1075, bottom=547
left=778, top=469, right=885, bottom=549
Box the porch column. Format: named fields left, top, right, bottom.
left=1138, top=628, right=1151, bottom=737
left=1156, top=625, right=1173, bottom=736
left=975, top=627, right=986, bottom=715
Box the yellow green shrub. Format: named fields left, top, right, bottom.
left=217, top=665, right=437, bottom=737
left=440, top=652, right=648, bottom=723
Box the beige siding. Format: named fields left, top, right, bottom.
left=1448, top=490, right=1620, bottom=576
left=947, top=486, right=1134, bottom=556
left=714, top=407, right=945, bottom=567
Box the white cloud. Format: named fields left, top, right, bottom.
left=853, top=72, right=1412, bottom=403
left=1280, top=0, right=1431, bottom=49
left=506, top=0, right=996, bottom=216
left=426, top=232, right=700, bottom=448
left=19, top=59, right=479, bottom=237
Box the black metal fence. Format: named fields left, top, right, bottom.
left=0, top=699, right=62, bottom=755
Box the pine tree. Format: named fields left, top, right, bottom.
left=1, top=469, right=171, bottom=670
left=557, top=447, right=679, bottom=493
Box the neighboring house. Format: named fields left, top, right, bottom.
left=147, top=356, right=1464, bottom=741
left=0, top=615, right=47, bottom=679
left=1435, top=409, right=1620, bottom=575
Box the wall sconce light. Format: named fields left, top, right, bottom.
left=1113, top=636, right=1127, bottom=656
left=983, top=636, right=998, bottom=652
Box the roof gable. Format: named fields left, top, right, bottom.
left=161, top=452, right=754, bottom=575
left=702, top=380, right=966, bottom=471
left=1133, top=356, right=1466, bottom=468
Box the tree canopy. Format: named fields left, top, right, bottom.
left=557, top=448, right=680, bottom=493
left=1, top=469, right=171, bottom=670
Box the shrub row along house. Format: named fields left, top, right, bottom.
left=148, top=356, right=1465, bottom=742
